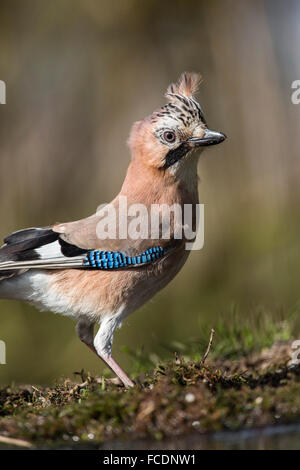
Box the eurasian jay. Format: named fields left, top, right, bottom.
left=0, top=73, right=226, bottom=387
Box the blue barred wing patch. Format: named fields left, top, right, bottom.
left=83, top=246, right=166, bottom=270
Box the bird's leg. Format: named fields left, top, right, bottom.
left=76, top=319, right=96, bottom=354
left=73, top=320, right=98, bottom=392
left=98, top=354, right=135, bottom=388
left=76, top=318, right=135, bottom=388
left=93, top=317, right=135, bottom=388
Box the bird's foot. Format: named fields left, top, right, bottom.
left=96, top=375, right=135, bottom=388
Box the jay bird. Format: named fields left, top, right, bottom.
left=0, top=73, right=226, bottom=387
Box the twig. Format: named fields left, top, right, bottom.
left=0, top=435, right=32, bottom=448
left=95, top=377, right=122, bottom=386
left=201, top=328, right=215, bottom=364
left=70, top=380, right=89, bottom=395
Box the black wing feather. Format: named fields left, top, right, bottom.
left=58, top=238, right=87, bottom=257
left=0, top=228, right=59, bottom=262
left=4, top=228, right=57, bottom=245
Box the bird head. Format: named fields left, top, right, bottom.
left=128, top=72, right=226, bottom=179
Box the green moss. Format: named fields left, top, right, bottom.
left=0, top=340, right=299, bottom=448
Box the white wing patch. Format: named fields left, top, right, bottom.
left=35, top=240, right=63, bottom=259
left=0, top=239, right=86, bottom=271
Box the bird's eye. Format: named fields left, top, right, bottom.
left=163, top=131, right=176, bottom=143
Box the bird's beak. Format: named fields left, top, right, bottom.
left=187, top=129, right=226, bottom=147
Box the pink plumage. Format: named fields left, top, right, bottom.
left=0, top=73, right=226, bottom=387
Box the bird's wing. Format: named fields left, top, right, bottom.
left=0, top=223, right=172, bottom=273
left=0, top=227, right=87, bottom=272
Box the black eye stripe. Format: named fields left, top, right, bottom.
left=163, top=142, right=191, bottom=169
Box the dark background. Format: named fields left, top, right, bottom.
left=0, top=0, right=300, bottom=384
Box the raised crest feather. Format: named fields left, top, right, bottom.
left=166, top=72, right=202, bottom=99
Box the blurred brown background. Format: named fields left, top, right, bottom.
left=0, top=0, right=300, bottom=384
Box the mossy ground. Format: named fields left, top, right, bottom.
left=0, top=338, right=299, bottom=449
left=0, top=311, right=299, bottom=448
